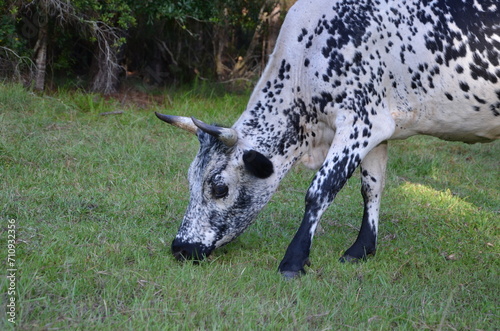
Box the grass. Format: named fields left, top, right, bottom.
left=1, top=83, right=499, bottom=330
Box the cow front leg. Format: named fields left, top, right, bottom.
left=278, top=145, right=362, bottom=278
left=340, top=142, right=388, bottom=262
left=277, top=210, right=316, bottom=279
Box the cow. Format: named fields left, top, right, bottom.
left=155, top=0, right=500, bottom=278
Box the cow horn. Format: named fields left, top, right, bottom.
left=191, top=117, right=238, bottom=147
left=155, top=112, right=198, bottom=134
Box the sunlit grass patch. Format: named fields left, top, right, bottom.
left=390, top=182, right=498, bottom=259
left=399, top=182, right=491, bottom=221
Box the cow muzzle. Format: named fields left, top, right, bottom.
left=171, top=238, right=213, bottom=261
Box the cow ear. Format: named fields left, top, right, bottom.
left=243, top=150, right=274, bottom=179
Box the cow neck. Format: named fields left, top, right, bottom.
left=234, top=95, right=310, bottom=181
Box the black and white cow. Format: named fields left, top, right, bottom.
left=156, top=0, right=500, bottom=278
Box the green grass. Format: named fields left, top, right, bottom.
left=1, top=83, right=499, bottom=330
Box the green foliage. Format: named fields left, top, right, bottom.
left=0, top=2, right=30, bottom=55
left=1, top=84, right=499, bottom=330
left=126, top=0, right=262, bottom=26
left=70, top=0, right=136, bottom=29
left=0, top=0, right=137, bottom=82
left=0, top=0, right=284, bottom=87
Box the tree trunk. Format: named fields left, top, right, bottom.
left=263, top=2, right=283, bottom=63
left=212, top=8, right=232, bottom=81
left=213, top=25, right=231, bottom=81
left=33, top=13, right=48, bottom=91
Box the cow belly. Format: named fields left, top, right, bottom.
left=389, top=95, right=500, bottom=143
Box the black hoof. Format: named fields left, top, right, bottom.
left=280, top=270, right=304, bottom=280
left=339, top=249, right=375, bottom=263
left=339, top=254, right=362, bottom=263
left=278, top=258, right=310, bottom=279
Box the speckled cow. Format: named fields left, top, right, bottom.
left=156, top=0, right=500, bottom=278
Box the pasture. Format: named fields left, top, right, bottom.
left=1, top=83, right=498, bottom=330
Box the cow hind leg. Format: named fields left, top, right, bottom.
left=340, top=142, right=388, bottom=262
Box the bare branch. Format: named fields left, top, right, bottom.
left=0, top=46, right=36, bottom=84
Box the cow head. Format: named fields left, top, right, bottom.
left=156, top=112, right=276, bottom=261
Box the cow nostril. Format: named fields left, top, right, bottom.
left=171, top=240, right=208, bottom=261
left=172, top=248, right=189, bottom=261
left=171, top=242, right=188, bottom=261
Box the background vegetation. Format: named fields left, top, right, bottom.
left=1, top=0, right=295, bottom=93
left=1, top=84, right=499, bottom=329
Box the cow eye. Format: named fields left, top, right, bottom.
left=212, top=184, right=229, bottom=199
